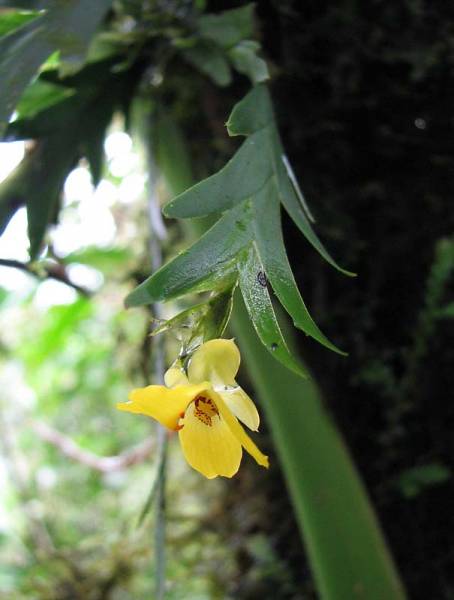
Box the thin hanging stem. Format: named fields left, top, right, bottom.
left=145, top=115, right=168, bottom=600
left=154, top=425, right=167, bottom=599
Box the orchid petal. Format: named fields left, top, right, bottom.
left=188, top=338, right=240, bottom=385
left=178, top=399, right=242, bottom=478
left=213, top=392, right=268, bottom=468
left=117, top=383, right=208, bottom=431
left=219, top=387, right=260, bottom=431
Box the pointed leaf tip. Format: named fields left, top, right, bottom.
left=252, top=177, right=346, bottom=356
left=226, top=83, right=273, bottom=136
left=163, top=130, right=272, bottom=218
left=126, top=205, right=251, bottom=307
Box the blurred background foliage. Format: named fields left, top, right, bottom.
left=0, top=129, right=235, bottom=599
left=0, top=0, right=453, bottom=599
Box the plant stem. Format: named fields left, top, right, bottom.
left=154, top=425, right=167, bottom=600
left=145, top=110, right=168, bottom=599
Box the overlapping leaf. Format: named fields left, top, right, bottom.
left=0, top=0, right=113, bottom=135
left=182, top=4, right=268, bottom=86
left=0, top=58, right=134, bottom=258
left=126, top=85, right=354, bottom=375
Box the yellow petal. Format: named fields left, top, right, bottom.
left=164, top=365, right=189, bottom=388
left=188, top=339, right=240, bottom=386
left=218, top=387, right=260, bottom=431
left=178, top=399, right=242, bottom=478
left=213, top=392, right=269, bottom=468
left=117, top=383, right=208, bottom=431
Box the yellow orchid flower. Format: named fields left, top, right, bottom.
left=117, top=339, right=269, bottom=479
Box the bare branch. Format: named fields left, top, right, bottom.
left=0, top=258, right=91, bottom=297
left=32, top=421, right=154, bottom=473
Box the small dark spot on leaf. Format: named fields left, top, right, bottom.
left=271, top=342, right=278, bottom=351
left=257, top=271, right=267, bottom=287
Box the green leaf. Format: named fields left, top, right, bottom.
left=163, top=128, right=272, bottom=218
left=15, top=79, right=74, bottom=119
left=276, top=144, right=355, bottom=277
left=125, top=203, right=251, bottom=307
left=164, top=85, right=353, bottom=275
left=166, top=85, right=354, bottom=276
left=82, top=125, right=106, bottom=185
left=253, top=177, right=345, bottom=354
left=231, top=298, right=406, bottom=600
left=182, top=4, right=266, bottom=85
left=238, top=244, right=308, bottom=377
left=0, top=13, right=49, bottom=134
left=197, top=4, right=255, bottom=49
left=229, top=86, right=355, bottom=276
left=1, top=59, right=133, bottom=257
left=228, top=40, right=269, bottom=84
left=183, top=42, right=232, bottom=87
left=26, top=138, right=77, bottom=258
left=129, top=85, right=353, bottom=366
left=226, top=83, right=274, bottom=135
left=0, top=8, right=41, bottom=37
left=0, top=137, right=75, bottom=256
left=0, top=0, right=113, bottom=134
